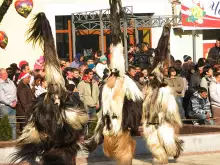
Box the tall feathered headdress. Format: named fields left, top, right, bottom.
left=27, top=12, right=66, bottom=104
left=154, top=24, right=171, bottom=61
left=109, top=0, right=125, bottom=76
left=152, top=24, right=171, bottom=81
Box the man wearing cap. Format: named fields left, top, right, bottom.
left=17, top=72, right=35, bottom=131
left=0, top=68, right=17, bottom=139
left=34, top=56, right=44, bottom=71
left=19, top=61, right=28, bottom=70
left=182, top=55, right=194, bottom=78
left=187, top=59, right=205, bottom=101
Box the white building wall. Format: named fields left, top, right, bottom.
left=170, top=29, right=203, bottom=62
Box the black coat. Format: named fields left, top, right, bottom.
left=16, top=81, right=35, bottom=116
left=208, top=46, right=220, bottom=60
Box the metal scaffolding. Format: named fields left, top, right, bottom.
left=71, top=6, right=182, bottom=59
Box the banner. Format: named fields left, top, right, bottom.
left=181, top=0, right=220, bottom=29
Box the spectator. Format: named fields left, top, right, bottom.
left=61, top=63, right=66, bottom=71
left=60, top=60, right=67, bottom=68
left=187, top=87, right=214, bottom=125
left=86, top=57, right=94, bottom=66
left=19, top=63, right=34, bottom=88
left=188, top=60, right=205, bottom=95
left=33, top=69, right=45, bottom=78
left=10, top=63, right=20, bottom=84
left=0, top=68, right=17, bottom=139
left=70, top=53, right=82, bottom=68
left=135, top=66, right=141, bottom=73
left=209, top=72, right=220, bottom=125
left=183, top=55, right=192, bottom=63
left=134, top=72, right=145, bottom=91
left=142, top=69, right=149, bottom=84
left=127, top=65, right=136, bottom=79
left=93, top=50, right=102, bottom=65
left=135, top=43, right=142, bottom=53
left=216, top=66, right=220, bottom=73
left=208, top=38, right=220, bottom=60
left=6, top=67, right=14, bottom=80
left=164, top=67, right=185, bottom=119
left=96, top=55, right=108, bottom=79
left=174, top=60, right=183, bottom=76
left=134, top=42, right=153, bottom=69
left=78, top=69, right=99, bottom=120
left=200, top=65, right=214, bottom=91
left=128, top=44, right=135, bottom=65
left=10, top=63, right=20, bottom=75
left=19, top=61, right=28, bottom=70
left=20, top=64, right=30, bottom=74
left=34, top=56, right=44, bottom=71
left=34, top=76, right=47, bottom=98
left=31, top=74, right=42, bottom=94
left=64, top=67, right=78, bottom=93
left=79, top=65, right=88, bottom=80
left=66, top=61, right=70, bottom=67
left=88, top=64, right=99, bottom=82
left=182, top=55, right=194, bottom=78
left=17, top=72, right=35, bottom=131
left=72, top=68, right=80, bottom=87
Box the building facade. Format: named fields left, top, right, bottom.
left=0, top=0, right=215, bottom=68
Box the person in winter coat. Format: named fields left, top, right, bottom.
left=164, top=67, right=185, bottom=119
left=188, top=60, right=205, bottom=96
left=17, top=72, right=36, bottom=131
left=0, top=68, right=17, bottom=139
left=34, top=76, right=47, bottom=98
left=200, top=65, right=214, bottom=91
left=95, top=55, right=108, bottom=79
left=187, top=87, right=214, bottom=125
left=208, top=39, right=220, bottom=60
left=209, top=72, right=220, bottom=125
left=78, top=68, right=99, bottom=120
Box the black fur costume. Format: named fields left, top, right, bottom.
left=10, top=13, right=88, bottom=165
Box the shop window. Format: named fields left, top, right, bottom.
left=56, top=33, right=69, bottom=60
left=55, top=16, right=71, bottom=30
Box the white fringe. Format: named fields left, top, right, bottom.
left=110, top=43, right=125, bottom=77
left=124, top=75, right=143, bottom=101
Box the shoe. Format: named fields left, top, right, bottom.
left=192, top=120, right=199, bottom=125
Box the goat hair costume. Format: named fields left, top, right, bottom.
left=84, top=0, right=143, bottom=165
left=142, top=24, right=183, bottom=164
left=10, top=13, right=88, bottom=165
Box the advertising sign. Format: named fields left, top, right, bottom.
left=181, top=0, right=220, bottom=29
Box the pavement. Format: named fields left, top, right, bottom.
left=78, top=153, right=220, bottom=165
left=0, top=153, right=219, bottom=165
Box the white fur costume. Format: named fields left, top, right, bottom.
left=142, top=82, right=183, bottom=164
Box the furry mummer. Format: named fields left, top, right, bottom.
left=84, top=0, right=143, bottom=165
left=10, top=13, right=88, bottom=165
left=142, top=24, right=183, bottom=165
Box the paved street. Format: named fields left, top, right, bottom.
left=77, top=153, right=220, bottom=165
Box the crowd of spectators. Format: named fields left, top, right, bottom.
left=1, top=39, right=220, bottom=139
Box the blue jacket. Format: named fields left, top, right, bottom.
left=188, top=91, right=211, bottom=116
